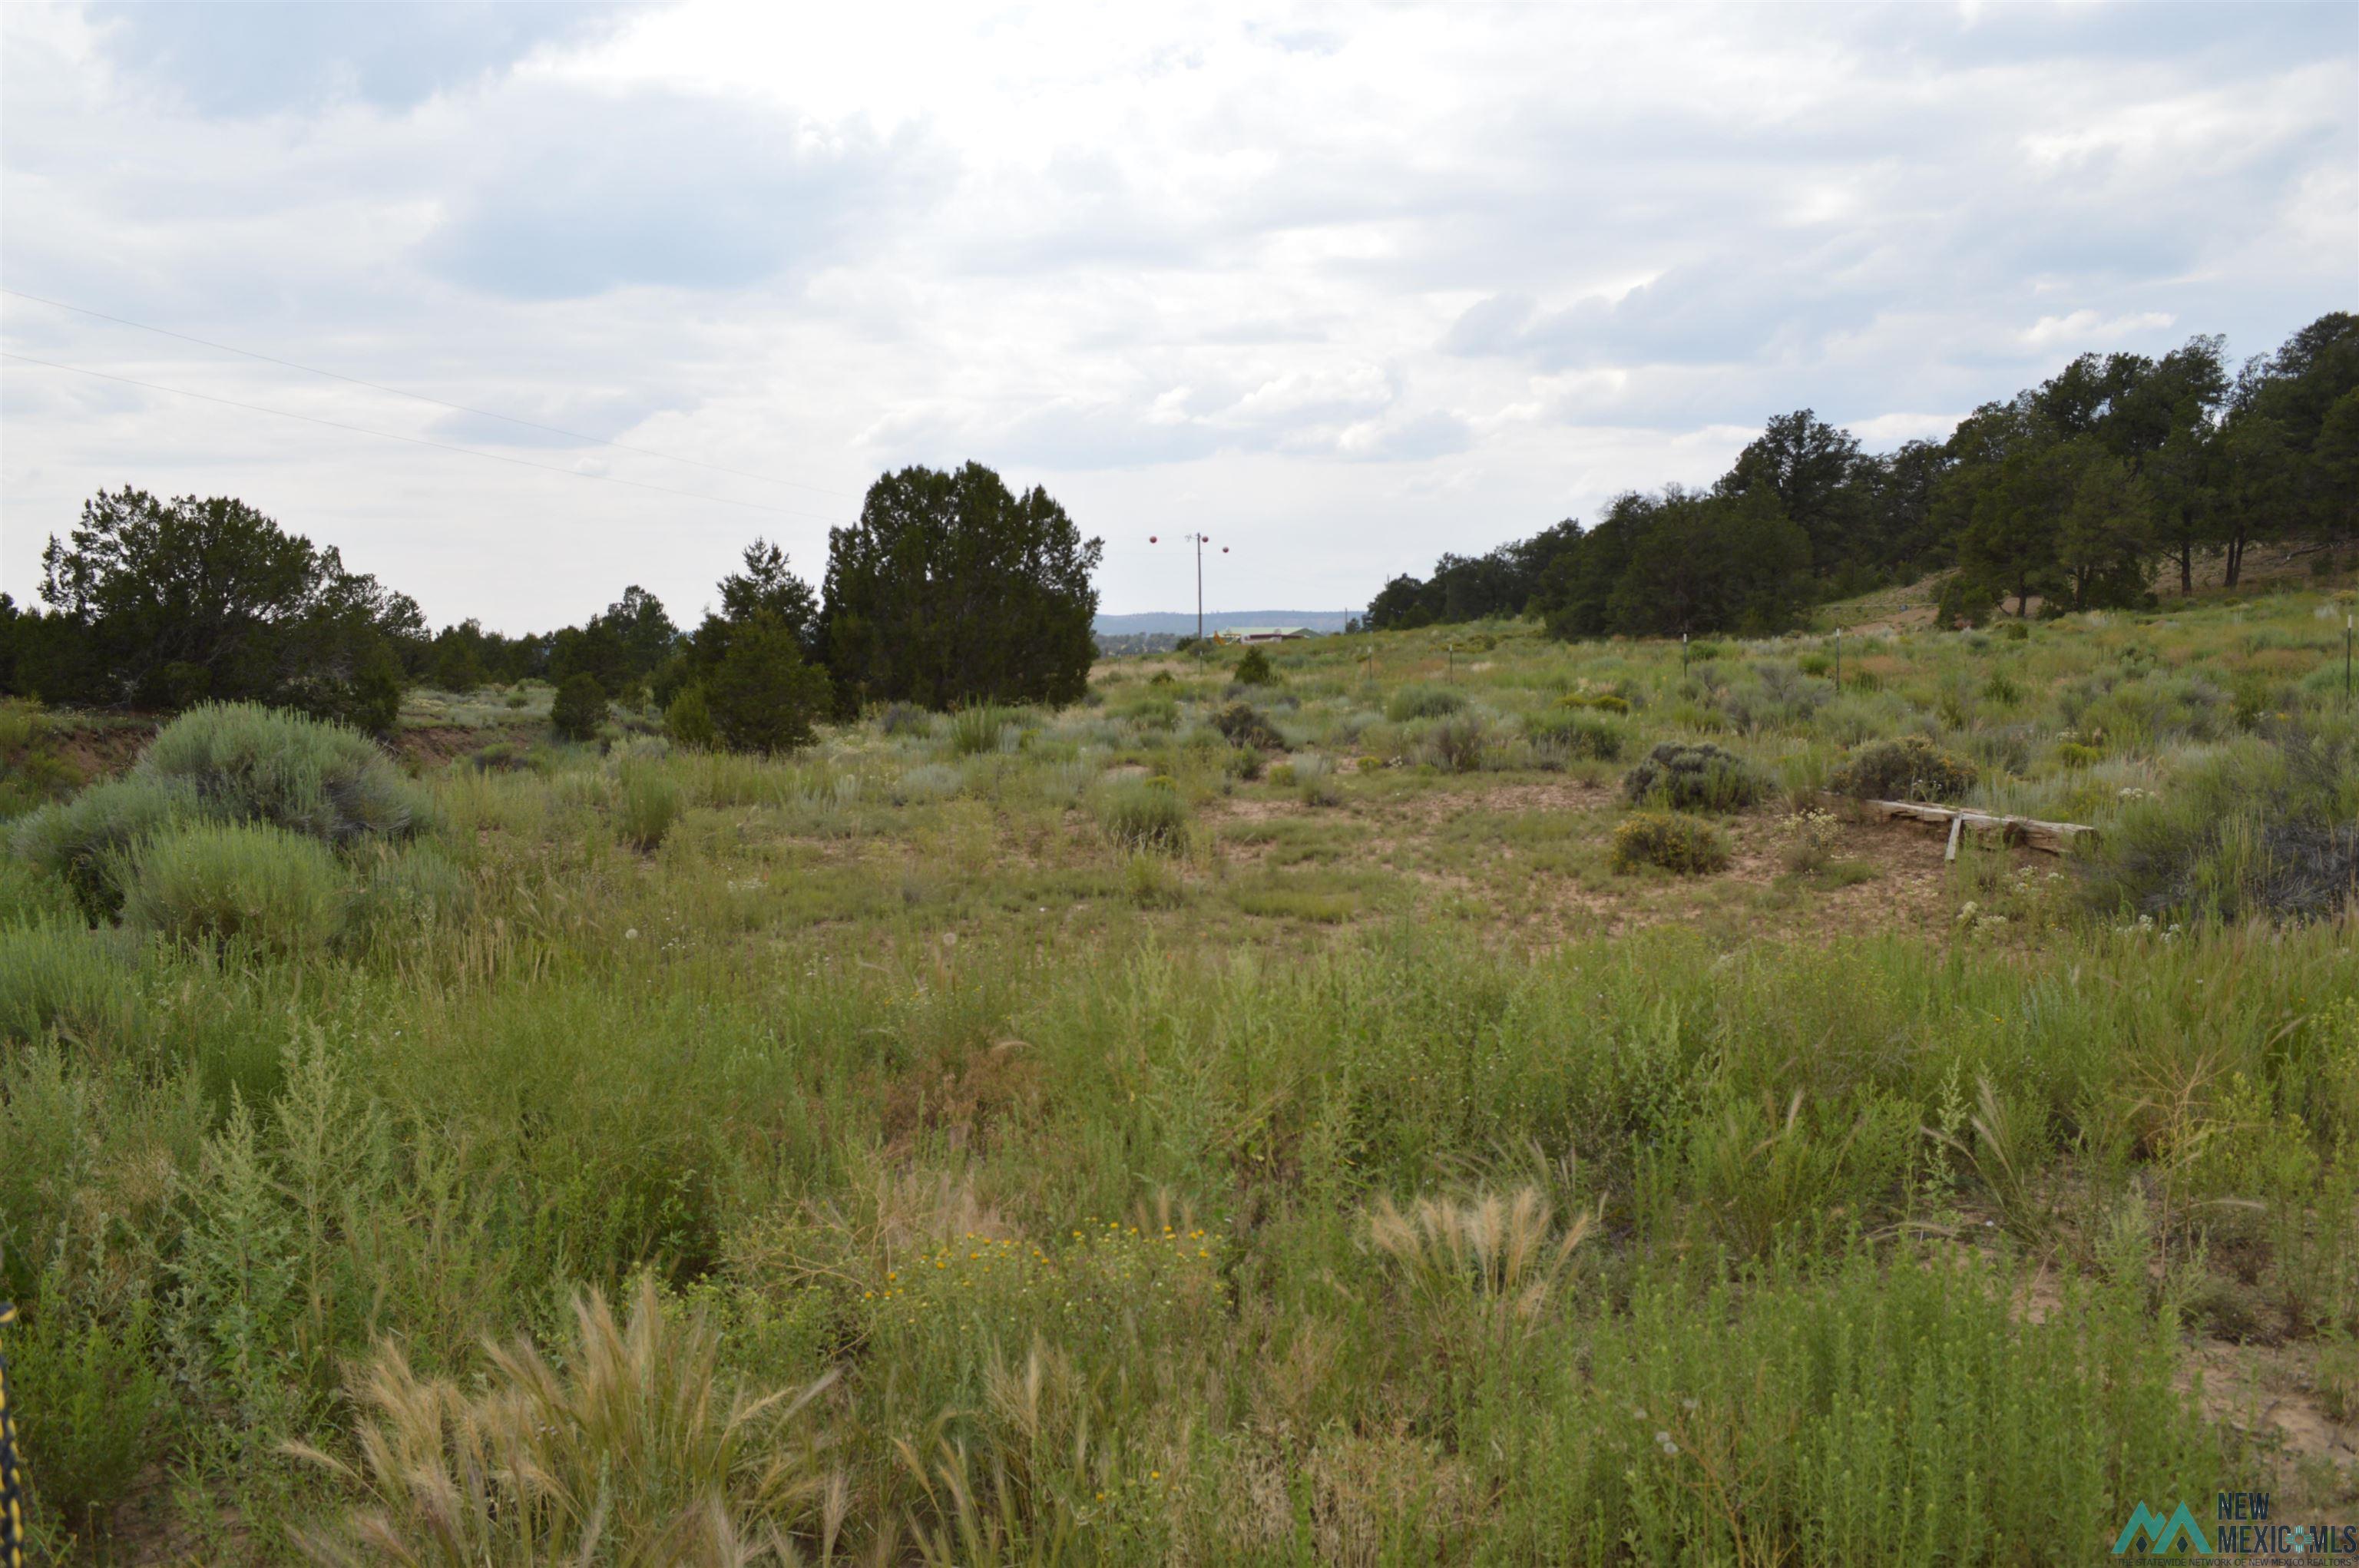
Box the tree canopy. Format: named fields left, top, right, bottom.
left=1378, top=311, right=2356, bottom=639
left=822, top=462, right=1102, bottom=710
left=22, top=489, right=420, bottom=729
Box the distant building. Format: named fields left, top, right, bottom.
left=1213, top=626, right=1318, bottom=644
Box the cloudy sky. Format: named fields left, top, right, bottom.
left=2, top=2, right=2351, bottom=630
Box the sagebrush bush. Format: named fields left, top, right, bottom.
left=1386, top=684, right=1463, bottom=721
left=0, top=921, right=140, bottom=1044
left=10, top=776, right=207, bottom=918
left=1611, top=810, right=1732, bottom=875
left=879, top=700, right=933, bottom=736
left=121, top=822, right=349, bottom=954
left=140, top=701, right=421, bottom=842
left=1427, top=714, right=1488, bottom=772
left=1621, top=742, right=1768, bottom=811
left=1295, top=753, right=1344, bottom=807
left=551, top=673, right=607, bottom=741
left=1827, top=735, right=1979, bottom=802
left=1527, top=710, right=1625, bottom=762
left=1097, top=780, right=1189, bottom=853
left=1213, top=701, right=1285, bottom=752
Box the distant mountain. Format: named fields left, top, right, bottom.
left=1093, top=609, right=1355, bottom=634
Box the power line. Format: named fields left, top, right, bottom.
left=0, top=350, right=851, bottom=525
left=0, top=286, right=861, bottom=499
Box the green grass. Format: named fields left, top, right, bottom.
left=6, top=586, right=2359, bottom=1562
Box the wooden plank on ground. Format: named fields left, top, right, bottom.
left=1824, top=793, right=2099, bottom=856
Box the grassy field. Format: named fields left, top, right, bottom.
left=3, top=581, right=2357, bottom=1563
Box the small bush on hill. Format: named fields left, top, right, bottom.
left=1234, top=647, right=1276, bottom=686
left=1612, top=810, right=1732, bottom=875
left=1295, top=753, right=1344, bottom=807
left=1428, top=714, right=1488, bottom=772
left=137, top=702, right=419, bottom=842
left=1557, top=690, right=1632, bottom=714
left=1097, top=780, right=1189, bottom=853
left=1527, top=710, right=1626, bottom=762
left=1828, top=736, right=1979, bottom=803
left=12, top=777, right=206, bottom=918
left=551, top=673, right=607, bottom=742
left=662, top=685, right=718, bottom=749
left=879, top=701, right=932, bottom=736
left=121, top=822, right=349, bottom=954
left=1386, top=684, right=1463, bottom=721
left=1213, top=702, right=1285, bottom=752
left=1622, top=742, right=1768, bottom=811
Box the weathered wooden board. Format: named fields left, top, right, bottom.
left=1825, top=793, right=2099, bottom=858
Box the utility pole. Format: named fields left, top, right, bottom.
left=1834, top=626, right=1841, bottom=690
left=1148, top=532, right=1225, bottom=648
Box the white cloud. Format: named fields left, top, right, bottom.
left=2, top=0, right=2351, bottom=624
left=2019, top=309, right=2179, bottom=349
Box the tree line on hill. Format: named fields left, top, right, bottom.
left=0, top=461, right=1101, bottom=749
left=1368, top=311, right=2357, bottom=637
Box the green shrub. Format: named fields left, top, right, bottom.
left=138, top=701, right=420, bottom=842
left=1621, top=742, right=1768, bottom=811
left=1233, top=647, right=1276, bottom=686
left=2055, top=741, right=2103, bottom=769
left=878, top=700, right=932, bottom=736
left=662, top=684, right=719, bottom=749
left=1386, top=684, right=1463, bottom=721
left=948, top=704, right=1021, bottom=756
left=618, top=761, right=683, bottom=852
left=1295, top=753, right=1344, bottom=807
left=1212, top=701, right=1285, bottom=752
left=1827, top=735, right=1979, bottom=803
left=347, top=840, right=476, bottom=942
left=1611, top=810, right=1732, bottom=875
left=0, top=921, right=139, bottom=1044
left=1097, top=780, right=1189, bottom=853
left=1556, top=690, right=1631, bottom=715
left=1427, top=714, right=1488, bottom=772
left=1527, top=710, right=1626, bottom=762
left=551, top=673, right=607, bottom=742
left=2000, top=620, right=2030, bottom=641
left=121, top=822, right=349, bottom=954
left=10, top=1275, right=167, bottom=1548
left=10, top=776, right=207, bottom=918
left=2088, top=730, right=2359, bottom=924
left=707, top=620, right=831, bottom=754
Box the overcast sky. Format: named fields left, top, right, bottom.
left=2, top=2, right=2352, bottom=630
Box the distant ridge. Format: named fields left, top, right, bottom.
left=1093, top=609, right=1353, bottom=634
